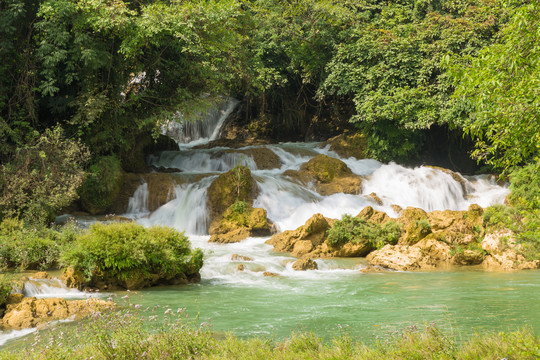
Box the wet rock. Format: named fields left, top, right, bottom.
left=360, top=265, right=390, bottom=273
left=148, top=165, right=182, bottom=173
left=452, top=249, right=485, bottom=265
left=207, top=166, right=259, bottom=230
left=266, top=214, right=330, bottom=257
left=209, top=206, right=273, bottom=243
left=237, top=264, right=245, bottom=271
left=61, top=267, right=87, bottom=290
left=1, top=297, right=114, bottom=330
left=232, top=254, right=253, bottom=262
left=398, top=207, right=431, bottom=245
left=368, top=192, right=383, bottom=206
left=323, top=132, right=368, bottom=159
left=263, top=272, right=280, bottom=277
left=292, top=258, right=318, bottom=271
left=426, top=166, right=470, bottom=196
left=284, top=155, right=362, bottom=196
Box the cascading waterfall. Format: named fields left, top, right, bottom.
left=124, top=140, right=509, bottom=284
left=161, top=98, right=239, bottom=146
left=126, top=182, right=149, bottom=215
left=22, top=278, right=91, bottom=299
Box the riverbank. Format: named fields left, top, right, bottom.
left=2, top=304, right=539, bottom=359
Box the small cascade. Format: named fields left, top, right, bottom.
left=138, top=178, right=213, bottom=235
left=148, top=149, right=257, bottom=173
left=126, top=182, right=149, bottom=215
left=22, top=278, right=90, bottom=299
left=161, top=98, right=238, bottom=146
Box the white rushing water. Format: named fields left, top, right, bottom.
left=126, top=140, right=509, bottom=286
left=22, top=278, right=93, bottom=299
left=161, top=98, right=239, bottom=146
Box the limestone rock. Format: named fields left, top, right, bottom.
left=323, top=133, right=368, bottom=159
left=232, top=254, right=253, bottom=262
left=237, top=264, right=245, bottom=271
left=292, top=258, right=318, bottom=271
left=1, top=297, right=114, bottom=330
left=284, top=155, right=362, bottom=196
left=31, top=272, right=50, bottom=279
left=480, top=230, right=540, bottom=270
left=266, top=213, right=330, bottom=257
left=263, top=272, right=280, bottom=277
left=209, top=206, right=273, bottom=243
left=398, top=207, right=431, bottom=245
left=206, top=166, right=258, bottom=230
left=356, top=206, right=390, bottom=224
left=218, top=148, right=282, bottom=170
left=61, top=267, right=87, bottom=290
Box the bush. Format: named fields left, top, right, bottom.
left=0, top=127, right=89, bottom=224
left=0, top=218, right=79, bottom=270
left=0, top=275, right=12, bottom=311
left=79, top=155, right=124, bottom=215
left=326, top=214, right=401, bottom=249
left=60, top=222, right=203, bottom=289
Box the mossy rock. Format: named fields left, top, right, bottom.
left=324, top=132, right=368, bottom=159
left=284, top=155, right=362, bottom=195
left=301, top=154, right=352, bottom=183
left=209, top=203, right=273, bottom=243
left=207, top=166, right=258, bottom=228
left=398, top=207, right=431, bottom=245
left=79, top=155, right=124, bottom=215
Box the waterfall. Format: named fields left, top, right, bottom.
left=22, top=278, right=91, bottom=299
left=161, top=98, right=239, bottom=146
left=126, top=182, right=149, bottom=215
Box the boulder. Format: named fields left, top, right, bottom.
left=263, top=272, right=280, bottom=277
left=480, top=230, right=540, bottom=270
left=266, top=214, right=330, bottom=257
left=356, top=206, right=390, bottom=224
left=31, top=272, right=50, bottom=280
left=398, top=207, right=431, bottom=245
left=231, top=254, right=253, bottom=262
left=284, top=155, right=362, bottom=196
left=366, top=237, right=452, bottom=271
left=323, top=133, right=368, bottom=159
left=209, top=206, right=273, bottom=243
left=292, top=258, right=318, bottom=271
left=237, top=264, right=245, bottom=271
left=206, top=166, right=259, bottom=230
left=1, top=297, right=114, bottom=330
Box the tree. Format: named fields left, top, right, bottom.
left=448, top=1, right=539, bottom=172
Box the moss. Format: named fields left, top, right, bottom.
left=301, top=154, right=352, bottom=183
left=326, top=132, right=368, bottom=159
left=207, top=166, right=258, bottom=224
left=79, top=155, right=124, bottom=215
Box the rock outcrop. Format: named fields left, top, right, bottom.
left=284, top=155, right=362, bottom=196
left=266, top=203, right=539, bottom=272
left=292, top=258, right=318, bottom=271
left=1, top=296, right=114, bottom=330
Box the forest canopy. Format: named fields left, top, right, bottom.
left=0, top=0, right=538, bottom=223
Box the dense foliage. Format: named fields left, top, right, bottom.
left=0, top=217, right=79, bottom=270
left=326, top=214, right=401, bottom=249
left=60, top=222, right=203, bottom=287
left=4, top=306, right=540, bottom=359
left=448, top=1, right=539, bottom=172
left=0, top=0, right=538, bottom=228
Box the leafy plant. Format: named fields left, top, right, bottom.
left=326, top=214, right=401, bottom=250
left=60, top=222, right=203, bottom=289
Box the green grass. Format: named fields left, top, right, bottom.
left=3, top=306, right=539, bottom=359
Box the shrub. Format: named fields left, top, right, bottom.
left=0, top=217, right=78, bottom=270
left=0, top=127, right=89, bottom=224
left=326, top=214, right=401, bottom=249
left=0, top=275, right=12, bottom=311
left=60, top=222, right=203, bottom=289
left=79, top=155, right=124, bottom=215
